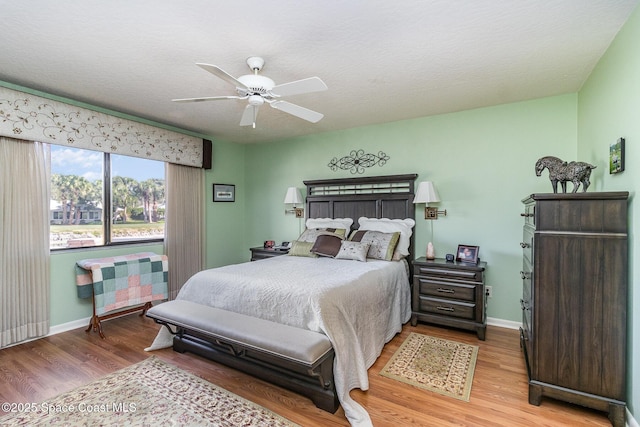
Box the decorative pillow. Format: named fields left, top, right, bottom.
left=357, top=217, right=415, bottom=259
left=349, top=230, right=400, bottom=261
left=310, top=233, right=344, bottom=257
left=335, top=241, right=370, bottom=262
left=297, top=227, right=347, bottom=243
left=288, top=240, right=318, bottom=257
left=305, top=217, right=354, bottom=231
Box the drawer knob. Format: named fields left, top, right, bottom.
left=436, top=288, right=455, bottom=294
left=436, top=306, right=455, bottom=312
left=519, top=327, right=528, bottom=343
left=520, top=242, right=530, bottom=248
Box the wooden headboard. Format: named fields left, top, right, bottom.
left=303, top=174, right=418, bottom=259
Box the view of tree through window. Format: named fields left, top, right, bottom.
left=49, top=145, right=165, bottom=249
left=111, top=153, right=165, bottom=243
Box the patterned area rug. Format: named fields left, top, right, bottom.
left=380, top=332, right=478, bottom=401
left=0, top=356, right=299, bottom=426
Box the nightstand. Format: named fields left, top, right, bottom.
left=411, top=257, right=487, bottom=340
left=250, top=247, right=289, bottom=261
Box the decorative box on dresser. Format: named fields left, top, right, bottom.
left=411, top=257, right=487, bottom=340
left=520, top=192, right=628, bottom=427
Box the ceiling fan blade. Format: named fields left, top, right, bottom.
left=270, top=100, right=324, bottom=123
left=240, top=104, right=259, bottom=128
left=270, top=77, right=328, bottom=97
left=172, top=95, right=244, bottom=103
left=196, top=63, right=249, bottom=90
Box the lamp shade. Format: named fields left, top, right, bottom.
left=413, top=181, right=440, bottom=204
left=284, top=187, right=303, bottom=205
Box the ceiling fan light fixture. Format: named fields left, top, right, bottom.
left=248, top=95, right=264, bottom=106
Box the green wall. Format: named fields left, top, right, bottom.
left=204, top=139, right=246, bottom=268
left=244, top=94, right=578, bottom=324
left=577, top=4, right=639, bottom=418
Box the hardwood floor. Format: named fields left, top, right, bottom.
left=0, top=314, right=613, bottom=426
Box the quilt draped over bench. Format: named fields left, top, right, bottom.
left=76, top=252, right=168, bottom=315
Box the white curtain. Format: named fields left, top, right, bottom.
left=0, top=137, right=50, bottom=348
left=164, top=163, right=204, bottom=299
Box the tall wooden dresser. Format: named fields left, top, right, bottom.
left=520, top=192, right=628, bottom=427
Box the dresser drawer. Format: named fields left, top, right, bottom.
left=414, top=277, right=476, bottom=302
left=521, top=202, right=535, bottom=226
left=414, top=265, right=482, bottom=282
left=417, top=296, right=475, bottom=320
left=521, top=227, right=534, bottom=264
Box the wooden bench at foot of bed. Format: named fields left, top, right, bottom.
left=146, top=300, right=339, bottom=413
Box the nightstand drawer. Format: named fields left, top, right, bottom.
left=414, top=278, right=476, bottom=302
left=415, top=265, right=482, bottom=282
left=417, top=296, right=475, bottom=320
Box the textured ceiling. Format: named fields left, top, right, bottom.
left=1, top=1, right=637, bottom=144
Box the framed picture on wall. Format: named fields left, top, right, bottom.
left=213, top=184, right=235, bottom=202
left=609, top=137, right=625, bottom=174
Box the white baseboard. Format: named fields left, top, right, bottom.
left=487, top=316, right=521, bottom=330
left=48, top=316, right=92, bottom=336
left=1, top=317, right=92, bottom=349
left=628, top=408, right=638, bottom=427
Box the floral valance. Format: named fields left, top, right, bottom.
left=0, top=86, right=206, bottom=167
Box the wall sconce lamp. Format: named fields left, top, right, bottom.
left=414, top=181, right=447, bottom=219
left=414, top=181, right=446, bottom=259
left=284, top=187, right=304, bottom=218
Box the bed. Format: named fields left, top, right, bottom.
left=146, top=174, right=417, bottom=427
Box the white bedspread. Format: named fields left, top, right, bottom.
left=148, top=255, right=411, bottom=427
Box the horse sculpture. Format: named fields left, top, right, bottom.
left=535, top=156, right=597, bottom=193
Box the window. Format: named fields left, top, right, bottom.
left=50, top=145, right=165, bottom=249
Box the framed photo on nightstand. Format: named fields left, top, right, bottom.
left=456, top=244, right=479, bottom=264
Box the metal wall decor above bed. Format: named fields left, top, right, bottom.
left=327, top=149, right=390, bottom=174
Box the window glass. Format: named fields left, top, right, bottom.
left=50, top=145, right=103, bottom=249
left=49, top=145, right=165, bottom=249
left=111, top=154, right=165, bottom=243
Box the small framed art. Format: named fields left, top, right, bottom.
left=213, top=184, right=235, bottom=202
left=456, top=244, right=479, bottom=264
left=609, top=137, right=625, bottom=174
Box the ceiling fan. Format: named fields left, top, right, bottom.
left=173, top=57, right=328, bottom=128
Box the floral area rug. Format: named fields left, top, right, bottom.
left=0, top=356, right=300, bottom=426
left=379, top=332, right=479, bottom=401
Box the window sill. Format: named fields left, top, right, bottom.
left=51, top=239, right=164, bottom=254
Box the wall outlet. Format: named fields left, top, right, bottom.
left=485, top=286, right=493, bottom=298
